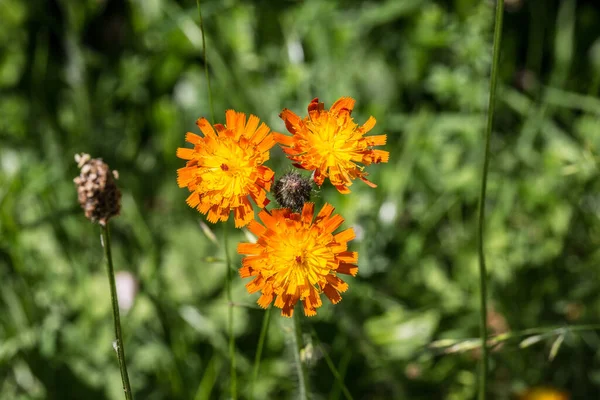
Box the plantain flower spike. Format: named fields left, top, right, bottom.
left=73, top=153, right=121, bottom=226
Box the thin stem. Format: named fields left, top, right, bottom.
left=292, top=312, right=310, bottom=400
left=101, top=224, right=133, bottom=400
left=477, top=2, right=504, bottom=400
left=309, top=327, right=353, bottom=400
left=196, top=0, right=229, bottom=396
left=223, top=223, right=237, bottom=400
left=196, top=0, right=215, bottom=123
left=250, top=307, right=272, bottom=400
left=249, top=307, right=271, bottom=400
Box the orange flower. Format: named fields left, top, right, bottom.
left=274, top=97, right=389, bottom=193
left=519, top=387, right=569, bottom=400
left=238, top=203, right=358, bottom=317
left=176, top=110, right=276, bottom=228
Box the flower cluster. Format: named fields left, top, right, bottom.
left=176, top=98, right=388, bottom=317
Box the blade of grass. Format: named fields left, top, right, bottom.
left=196, top=2, right=234, bottom=398
left=309, top=326, right=353, bottom=400
left=477, top=1, right=504, bottom=399
left=328, top=351, right=351, bottom=400
left=194, top=354, right=220, bottom=400
left=101, top=224, right=133, bottom=400
left=196, top=0, right=215, bottom=123
left=250, top=307, right=272, bottom=400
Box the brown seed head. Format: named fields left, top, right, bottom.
left=73, top=153, right=121, bottom=226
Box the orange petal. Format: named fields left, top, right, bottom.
left=333, top=183, right=352, bottom=194
left=322, top=214, right=344, bottom=234
left=234, top=198, right=254, bottom=228
left=359, top=175, right=378, bottom=188
left=323, top=284, right=342, bottom=304
left=176, top=147, right=195, bottom=161
left=257, top=292, right=273, bottom=309
left=246, top=276, right=264, bottom=294
left=301, top=203, right=315, bottom=225
left=279, top=109, right=302, bottom=135
left=336, top=251, right=358, bottom=263
left=313, top=169, right=326, bottom=186
left=366, top=134, right=386, bottom=146
left=176, top=167, right=195, bottom=187
left=326, top=275, right=349, bottom=292
left=273, top=132, right=294, bottom=146
left=185, top=132, right=203, bottom=144
left=336, top=263, right=358, bottom=277
left=239, top=265, right=256, bottom=278
left=330, top=97, right=355, bottom=114
left=316, top=203, right=335, bottom=218
left=245, top=114, right=260, bottom=137
left=225, top=110, right=238, bottom=131
left=280, top=294, right=297, bottom=317
left=257, top=135, right=276, bottom=153
left=247, top=220, right=267, bottom=237
left=251, top=123, right=271, bottom=145
left=195, top=119, right=217, bottom=139
left=302, top=298, right=317, bottom=317
left=238, top=242, right=262, bottom=255
left=186, top=192, right=200, bottom=208
left=334, top=228, right=355, bottom=244
left=361, top=116, right=377, bottom=133
left=307, top=98, right=322, bottom=114
left=213, top=123, right=226, bottom=133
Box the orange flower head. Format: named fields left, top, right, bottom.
left=274, top=97, right=389, bottom=193
left=238, top=202, right=358, bottom=317
left=519, top=388, right=569, bottom=400
left=176, top=110, right=276, bottom=228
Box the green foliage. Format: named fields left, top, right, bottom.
left=2, top=0, right=600, bottom=399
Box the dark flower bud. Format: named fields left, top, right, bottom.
left=273, top=171, right=312, bottom=211
left=73, top=153, right=121, bottom=226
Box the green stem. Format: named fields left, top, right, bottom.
left=101, top=224, right=133, bottom=400
left=196, top=0, right=231, bottom=396
left=196, top=0, right=215, bottom=123
left=477, top=2, right=504, bottom=400
left=292, top=312, right=310, bottom=400
left=309, top=326, right=353, bottom=400
left=250, top=307, right=272, bottom=400
left=223, top=223, right=237, bottom=400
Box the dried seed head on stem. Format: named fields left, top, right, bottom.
left=74, top=153, right=121, bottom=226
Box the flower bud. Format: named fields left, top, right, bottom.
left=73, top=153, right=121, bottom=226
left=272, top=171, right=312, bottom=211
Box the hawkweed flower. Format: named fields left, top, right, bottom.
left=274, top=97, right=389, bottom=193
left=73, top=153, right=121, bottom=226
left=238, top=202, right=358, bottom=317
left=519, top=387, right=569, bottom=400
left=176, top=110, right=276, bottom=227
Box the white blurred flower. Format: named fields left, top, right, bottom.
left=378, top=201, right=397, bottom=225
left=115, top=271, right=138, bottom=314
left=352, top=223, right=365, bottom=242
left=287, top=38, right=304, bottom=64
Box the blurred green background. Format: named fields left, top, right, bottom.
left=2, top=0, right=600, bottom=399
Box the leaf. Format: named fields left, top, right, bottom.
left=199, top=220, right=219, bottom=246
left=519, top=335, right=545, bottom=349
left=365, top=307, right=440, bottom=360
left=549, top=333, right=565, bottom=361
